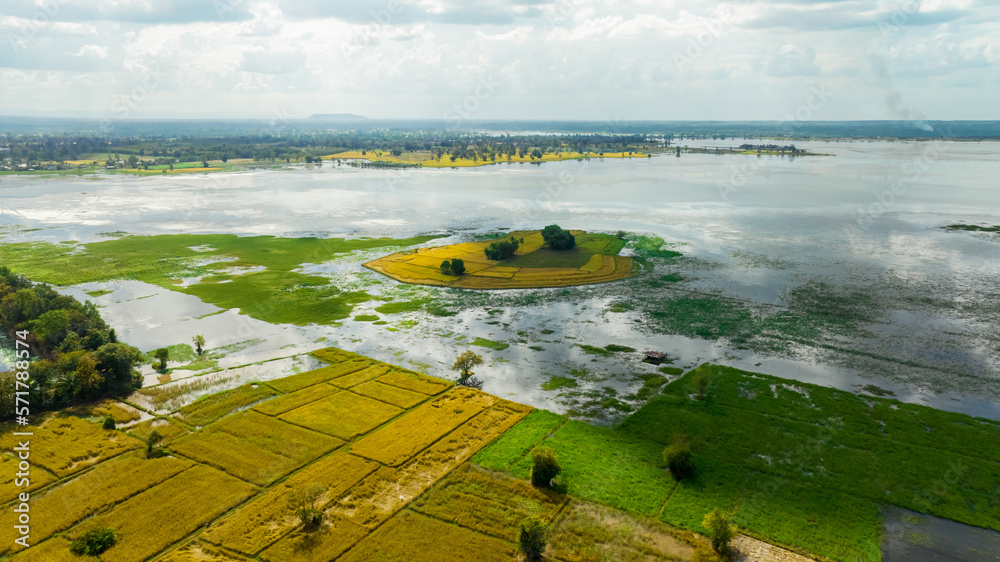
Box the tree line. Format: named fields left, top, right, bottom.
left=0, top=267, right=144, bottom=417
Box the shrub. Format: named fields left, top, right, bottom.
left=531, top=447, right=561, bottom=488
left=145, top=429, right=165, bottom=459
left=517, top=516, right=549, bottom=560
left=541, top=225, right=576, bottom=251
left=692, top=371, right=709, bottom=400
left=102, top=415, right=116, bottom=430
left=450, top=258, right=466, bottom=275
left=484, top=236, right=521, bottom=260
left=440, top=260, right=451, bottom=274
left=290, top=483, right=325, bottom=528
left=70, top=527, right=118, bottom=556
left=663, top=437, right=695, bottom=480
left=703, top=508, right=736, bottom=554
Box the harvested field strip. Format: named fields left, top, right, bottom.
left=258, top=516, right=368, bottom=562
left=279, top=391, right=403, bottom=440
left=351, top=380, right=429, bottom=409
left=202, top=452, right=378, bottom=556
left=266, top=360, right=371, bottom=393
left=330, top=364, right=393, bottom=389
left=0, top=452, right=194, bottom=552
left=548, top=501, right=705, bottom=562
left=350, top=387, right=497, bottom=466
left=125, top=416, right=190, bottom=444
left=410, top=463, right=565, bottom=541
left=253, top=383, right=339, bottom=416
left=0, top=453, right=57, bottom=503
left=64, top=464, right=258, bottom=562
left=158, top=540, right=252, bottom=562
left=377, top=368, right=451, bottom=395
left=175, top=383, right=278, bottom=427
left=472, top=409, right=565, bottom=472
left=339, top=510, right=517, bottom=562
left=170, top=411, right=343, bottom=485
left=328, top=399, right=530, bottom=528
left=0, top=414, right=141, bottom=477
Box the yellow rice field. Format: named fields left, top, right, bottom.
left=350, top=387, right=497, bottom=466
left=125, top=416, right=190, bottom=444
left=0, top=414, right=141, bottom=477
left=376, top=368, right=451, bottom=395
left=175, top=383, right=278, bottom=427
left=350, top=380, right=429, bottom=409
left=0, top=453, right=56, bottom=503
left=64, top=464, right=257, bottom=562
left=339, top=510, right=517, bottom=561
left=252, top=382, right=339, bottom=416
left=364, top=230, right=636, bottom=289
left=158, top=540, right=252, bottom=562
left=202, top=452, right=377, bottom=556
left=278, top=391, right=403, bottom=440
left=266, top=360, right=372, bottom=393
left=328, top=364, right=393, bottom=389
left=0, top=452, right=193, bottom=551
left=169, top=411, right=342, bottom=485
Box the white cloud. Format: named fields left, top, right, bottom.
left=75, top=44, right=108, bottom=59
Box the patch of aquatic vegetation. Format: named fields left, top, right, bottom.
left=0, top=233, right=441, bottom=326
left=942, top=224, right=1000, bottom=233
left=729, top=250, right=794, bottom=270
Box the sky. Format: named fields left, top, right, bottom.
left=0, top=0, right=997, bottom=121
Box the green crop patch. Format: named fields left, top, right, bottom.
left=509, top=420, right=675, bottom=516
left=175, top=383, right=278, bottom=426
left=472, top=337, right=510, bottom=351
left=279, top=391, right=403, bottom=440
left=472, top=409, right=565, bottom=472
left=170, top=411, right=342, bottom=485
left=351, top=380, right=429, bottom=409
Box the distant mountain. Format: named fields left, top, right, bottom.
left=308, top=113, right=369, bottom=122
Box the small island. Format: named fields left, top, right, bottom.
left=364, top=227, right=638, bottom=289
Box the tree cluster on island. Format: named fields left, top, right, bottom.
left=484, top=236, right=524, bottom=260
left=0, top=267, right=144, bottom=416
left=439, top=258, right=466, bottom=276
left=541, top=225, right=576, bottom=250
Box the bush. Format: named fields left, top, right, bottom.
left=531, top=447, right=561, bottom=488
left=703, top=508, right=736, bottom=554
left=145, top=429, right=165, bottom=459
left=484, top=236, right=522, bottom=260
left=440, top=260, right=451, bottom=274
left=663, top=437, right=695, bottom=480
left=70, top=527, right=118, bottom=556
left=291, top=483, right=326, bottom=528
left=518, top=516, right=549, bottom=559
left=541, top=225, right=576, bottom=251
left=102, top=415, right=116, bottom=430
left=450, top=258, right=466, bottom=275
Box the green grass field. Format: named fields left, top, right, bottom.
left=473, top=364, right=1000, bottom=561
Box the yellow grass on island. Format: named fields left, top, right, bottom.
left=363, top=230, right=639, bottom=289
left=321, top=150, right=650, bottom=168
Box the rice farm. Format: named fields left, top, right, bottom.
left=364, top=230, right=639, bottom=289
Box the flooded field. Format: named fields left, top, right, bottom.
left=1, top=138, right=999, bottom=423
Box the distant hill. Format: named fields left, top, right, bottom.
left=307, top=113, right=369, bottom=122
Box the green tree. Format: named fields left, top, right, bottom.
left=692, top=370, right=709, bottom=401
left=290, top=483, right=326, bottom=528
left=145, top=429, right=165, bottom=459
left=451, top=350, right=483, bottom=378
left=450, top=258, right=466, bottom=275
left=440, top=260, right=451, bottom=274
left=541, top=225, right=576, bottom=251
left=703, top=508, right=736, bottom=554
left=153, top=348, right=169, bottom=371
left=517, top=517, right=549, bottom=560
left=192, top=335, right=206, bottom=355
left=663, top=436, right=695, bottom=480
left=102, top=415, right=116, bottom=430
left=70, top=528, right=117, bottom=556
left=531, top=447, right=561, bottom=488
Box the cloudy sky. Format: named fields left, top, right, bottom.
left=0, top=0, right=996, bottom=120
